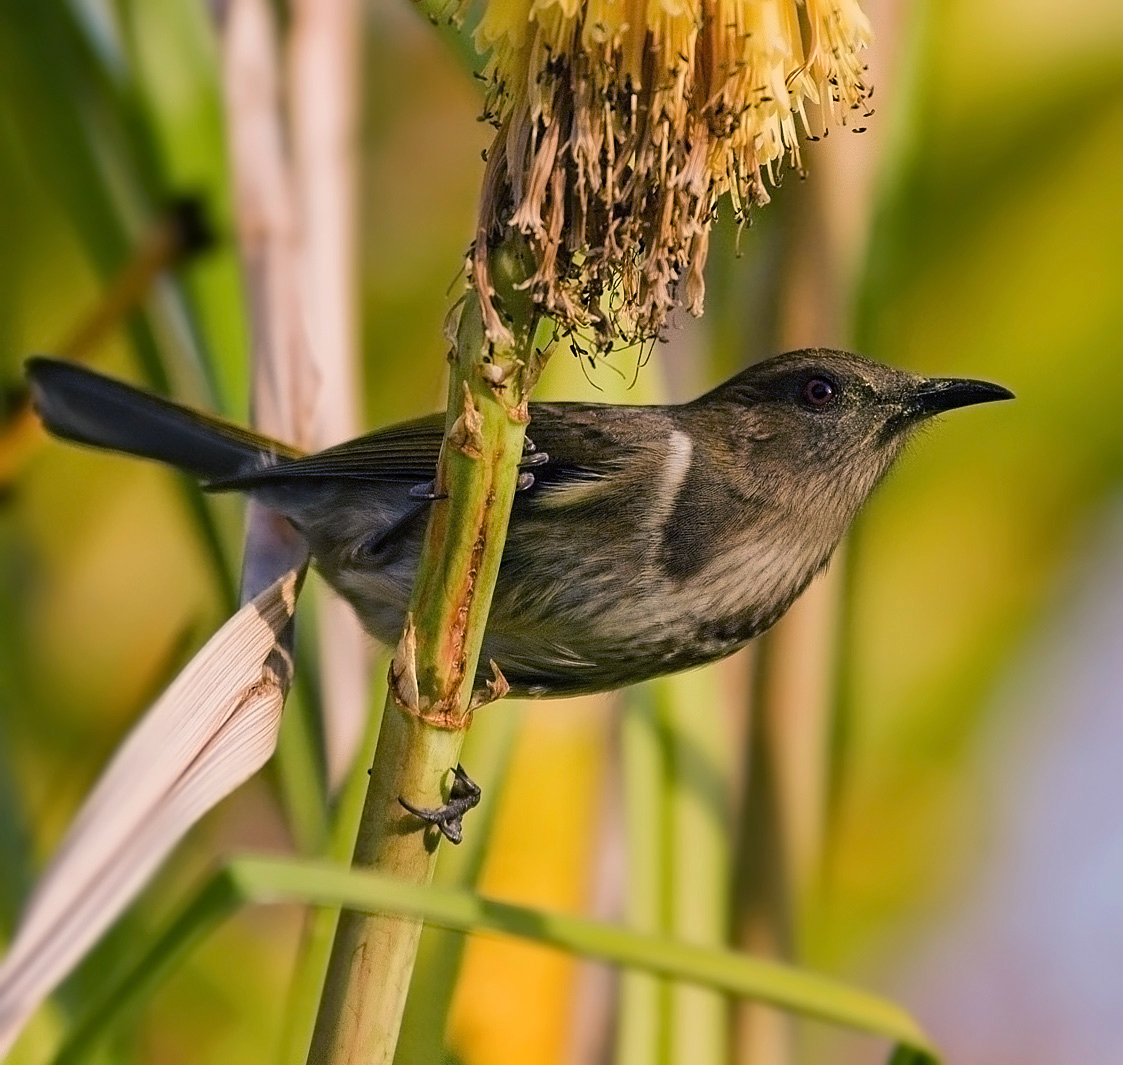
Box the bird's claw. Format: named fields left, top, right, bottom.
left=412, top=449, right=544, bottom=500
left=398, top=764, right=481, bottom=845
left=517, top=440, right=547, bottom=492
left=409, top=479, right=447, bottom=501
left=521, top=435, right=549, bottom=469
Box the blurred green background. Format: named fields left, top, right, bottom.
left=1, top=1, right=1121, bottom=1063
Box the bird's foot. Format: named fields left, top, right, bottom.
left=522, top=435, right=545, bottom=459
left=516, top=444, right=548, bottom=492
left=408, top=480, right=447, bottom=501
left=398, top=764, right=481, bottom=845
left=412, top=445, right=545, bottom=499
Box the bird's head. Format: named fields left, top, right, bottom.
left=695, top=348, right=1013, bottom=536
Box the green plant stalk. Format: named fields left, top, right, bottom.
left=731, top=659, right=795, bottom=1065
left=308, top=266, right=540, bottom=1064
left=282, top=681, right=389, bottom=1065
left=660, top=668, right=733, bottom=1065
left=615, top=686, right=670, bottom=1065
left=274, top=667, right=330, bottom=854
left=52, top=856, right=940, bottom=1065
left=308, top=710, right=468, bottom=1065
left=395, top=700, right=524, bottom=1065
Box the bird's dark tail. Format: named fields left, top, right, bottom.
left=25, top=357, right=300, bottom=483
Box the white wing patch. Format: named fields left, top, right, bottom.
left=645, top=429, right=693, bottom=540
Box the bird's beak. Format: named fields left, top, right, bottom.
left=909, top=377, right=1015, bottom=417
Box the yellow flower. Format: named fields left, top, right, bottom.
left=469, top=0, right=872, bottom=348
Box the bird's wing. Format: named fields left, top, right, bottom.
left=517, top=402, right=654, bottom=494
left=207, top=413, right=448, bottom=488
left=207, top=402, right=648, bottom=492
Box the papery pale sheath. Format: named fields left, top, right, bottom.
left=0, top=571, right=300, bottom=1057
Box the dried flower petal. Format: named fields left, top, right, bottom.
left=468, top=0, right=872, bottom=348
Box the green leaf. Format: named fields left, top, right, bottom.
left=54, top=855, right=939, bottom=1065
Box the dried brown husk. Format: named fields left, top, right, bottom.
left=470, top=0, right=872, bottom=350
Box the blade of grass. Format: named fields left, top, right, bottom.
left=50, top=871, right=246, bottom=1065
left=52, top=854, right=940, bottom=1065
left=112, top=0, right=254, bottom=418
left=273, top=661, right=330, bottom=853
left=615, top=685, right=670, bottom=1065
left=2, top=0, right=231, bottom=407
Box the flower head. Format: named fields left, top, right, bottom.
left=468, top=0, right=872, bottom=349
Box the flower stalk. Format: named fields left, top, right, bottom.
left=308, top=242, right=545, bottom=1065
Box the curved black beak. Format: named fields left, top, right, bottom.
left=909, top=377, right=1015, bottom=417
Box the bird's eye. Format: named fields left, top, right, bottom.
left=801, top=376, right=836, bottom=409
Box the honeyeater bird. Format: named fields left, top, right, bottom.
left=26, top=351, right=1011, bottom=700
left=26, top=350, right=1012, bottom=838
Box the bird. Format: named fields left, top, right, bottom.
left=26, top=350, right=1012, bottom=839
left=26, top=350, right=1012, bottom=701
